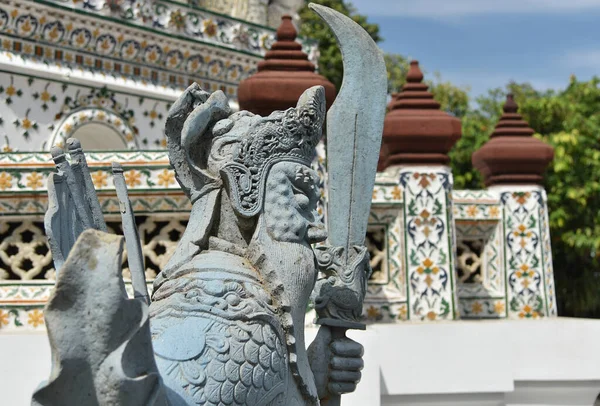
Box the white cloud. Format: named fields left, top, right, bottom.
left=350, top=0, right=600, bottom=18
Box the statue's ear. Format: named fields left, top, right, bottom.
left=296, top=85, right=326, bottom=127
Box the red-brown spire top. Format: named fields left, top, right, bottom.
left=472, top=94, right=554, bottom=186
left=379, top=60, right=461, bottom=168
left=238, top=16, right=335, bottom=116
left=275, top=15, right=296, bottom=41
left=490, top=94, right=535, bottom=137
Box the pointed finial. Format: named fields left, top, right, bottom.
left=504, top=93, right=518, bottom=113
left=473, top=93, right=554, bottom=186
left=378, top=60, right=461, bottom=168
left=406, top=60, right=424, bottom=83
left=491, top=94, right=534, bottom=138
left=276, top=15, right=296, bottom=42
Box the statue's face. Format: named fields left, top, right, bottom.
left=244, top=162, right=325, bottom=400
left=263, top=161, right=327, bottom=245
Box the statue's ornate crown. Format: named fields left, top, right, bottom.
left=221, top=85, right=326, bottom=217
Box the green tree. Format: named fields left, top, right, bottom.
left=534, top=77, right=600, bottom=317
left=299, top=0, right=381, bottom=90
left=385, top=53, right=410, bottom=95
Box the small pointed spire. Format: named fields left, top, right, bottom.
left=379, top=60, right=461, bottom=168
left=490, top=93, right=534, bottom=138
left=275, top=15, right=296, bottom=42
left=406, top=60, right=424, bottom=83
left=238, top=16, right=335, bottom=116
left=473, top=94, right=554, bottom=186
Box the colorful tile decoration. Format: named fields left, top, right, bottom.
left=0, top=72, right=179, bottom=151
left=0, top=0, right=267, bottom=92
left=453, top=189, right=506, bottom=319
left=496, top=186, right=557, bottom=319
left=41, top=0, right=281, bottom=56
left=397, top=167, right=457, bottom=321
left=0, top=154, right=559, bottom=329
left=0, top=151, right=191, bottom=215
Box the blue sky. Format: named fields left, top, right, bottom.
left=349, top=0, right=600, bottom=99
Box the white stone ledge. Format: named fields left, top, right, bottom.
left=2, top=318, right=599, bottom=406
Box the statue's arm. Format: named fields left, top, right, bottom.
left=32, top=230, right=168, bottom=406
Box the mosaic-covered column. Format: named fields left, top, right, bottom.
left=379, top=61, right=462, bottom=321
left=473, top=94, right=557, bottom=318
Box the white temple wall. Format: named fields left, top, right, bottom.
left=3, top=319, right=600, bottom=406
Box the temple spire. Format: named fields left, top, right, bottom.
left=238, top=15, right=335, bottom=116
left=378, top=61, right=461, bottom=169
left=472, top=94, right=554, bottom=186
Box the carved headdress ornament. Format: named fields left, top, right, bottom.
left=221, top=85, right=325, bottom=217
left=169, top=85, right=326, bottom=218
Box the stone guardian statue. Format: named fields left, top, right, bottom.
left=32, top=4, right=387, bottom=406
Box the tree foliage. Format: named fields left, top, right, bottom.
left=298, top=0, right=381, bottom=91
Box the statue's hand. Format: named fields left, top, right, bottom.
left=307, top=325, right=364, bottom=400
left=165, top=83, right=210, bottom=140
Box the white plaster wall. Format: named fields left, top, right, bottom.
left=2, top=318, right=600, bottom=406
left=0, top=332, right=51, bottom=406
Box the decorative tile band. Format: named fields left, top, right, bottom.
left=37, top=0, right=318, bottom=58
left=400, top=168, right=457, bottom=321
left=458, top=297, right=505, bottom=319
left=498, top=187, right=555, bottom=319
left=10, top=0, right=276, bottom=57
left=453, top=202, right=501, bottom=221
left=39, top=0, right=271, bottom=56
left=0, top=72, right=178, bottom=151
left=0, top=1, right=262, bottom=90
left=452, top=189, right=499, bottom=203
left=0, top=282, right=152, bottom=331
left=0, top=38, right=246, bottom=96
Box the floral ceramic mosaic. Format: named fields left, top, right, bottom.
left=44, top=0, right=275, bottom=55
left=499, top=187, right=557, bottom=318
left=399, top=168, right=457, bottom=321
left=0, top=151, right=193, bottom=214
left=0, top=72, right=177, bottom=151
left=0, top=0, right=267, bottom=91
left=0, top=282, right=150, bottom=330
left=362, top=205, right=407, bottom=322
left=455, top=220, right=506, bottom=319
left=0, top=152, right=559, bottom=329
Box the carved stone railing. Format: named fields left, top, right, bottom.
left=0, top=152, right=557, bottom=330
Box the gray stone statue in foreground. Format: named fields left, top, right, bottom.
left=32, top=4, right=387, bottom=406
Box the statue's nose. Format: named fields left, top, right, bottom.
left=307, top=222, right=327, bottom=244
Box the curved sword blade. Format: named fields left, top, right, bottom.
left=309, top=3, right=387, bottom=255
